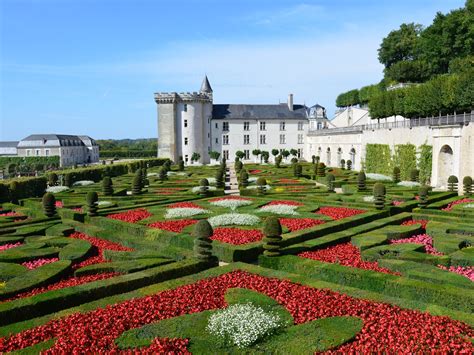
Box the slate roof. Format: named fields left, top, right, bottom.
left=17, top=134, right=86, bottom=148
left=200, top=75, right=213, bottom=93
left=212, top=104, right=308, bottom=120
left=0, top=141, right=19, bottom=148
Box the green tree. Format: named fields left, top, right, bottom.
left=378, top=23, right=422, bottom=68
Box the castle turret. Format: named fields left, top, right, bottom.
left=200, top=75, right=213, bottom=94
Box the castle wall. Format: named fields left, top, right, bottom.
left=157, top=102, right=177, bottom=161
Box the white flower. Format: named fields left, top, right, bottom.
left=363, top=195, right=375, bottom=202
left=210, top=199, right=252, bottom=211
left=366, top=173, right=392, bottom=181
left=191, top=186, right=217, bottom=193
left=46, top=186, right=69, bottom=193
left=258, top=204, right=299, bottom=215
left=72, top=180, right=95, bottom=186
left=463, top=203, right=474, bottom=209
left=97, top=201, right=113, bottom=207
left=165, top=207, right=209, bottom=219
left=207, top=303, right=282, bottom=348
left=208, top=213, right=260, bottom=227
left=147, top=173, right=158, bottom=177
left=248, top=177, right=258, bottom=184
left=246, top=185, right=272, bottom=190
left=206, top=177, right=217, bottom=184
left=397, top=181, right=421, bottom=187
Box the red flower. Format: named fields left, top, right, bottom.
left=442, top=198, right=474, bottom=211
left=148, top=220, right=197, bottom=233
left=401, top=219, right=429, bottom=230
left=167, top=202, right=202, bottom=209
left=208, top=196, right=253, bottom=202
left=211, top=228, right=264, bottom=245
left=107, top=209, right=152, bottom=223
left=22, top=258, right=59, bottom=270
left=279, top=218, right=325, bottom=231
left=0, top=270, right=472, bottom=353
left=276, top=178, right=300, bottom=184
left=266, top=200, right=304, bottom=207
left=299, top=243, right=399, bottom=275
left=316, top=206, right=365, bottom=220
left=0, top=211, right=22, bottom=217
left=55, top=201, right=64, bottom=208
left=249, top=169, right=262, bottom=174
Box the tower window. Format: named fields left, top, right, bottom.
left=260, top=135, right=266, bottom=144
left=280, top=121, right=286, bottom=131
left=244, top=122, right=250, bottom=131
left=223, top=135, right=229, bottom=145
left=183, top=104, right=188, bottom=112
left=184, top=120, right=188, bottom=128
left=184, top=137, right=188, bottom=145
left=244, top=135, right=250, bottom=144
left=260, top=121, right=266, bottom=131
left=215, top=122, right=218, bottom=129
left=280, top=134, right=286, bottom=144
left=223, top=122, right=229, bottom=131
left=298, top=134, right=304, bottom=144
left=215, top=138, right=218, bottom=144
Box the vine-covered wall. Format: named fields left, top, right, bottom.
left=418, top=144, right=433, bottom=184
left=393, top=144, right=417, bottom=181
left=365, top=144, right=393, bottom=175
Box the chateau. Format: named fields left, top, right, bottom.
left=156, top=76, right=474, bottom=190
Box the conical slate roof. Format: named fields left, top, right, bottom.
left=200, top=75, right=213, bottom=93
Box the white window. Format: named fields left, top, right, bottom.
left=183, top=104, right=188, bottom=112
left=298, top=121, right=304, bottom=130
left=184, top=137, right=188, bottom=145
left=223, top=135, right=229, bottom=145
left=244, top=135, right=250, bottom=144
left=260, top=135, right=266, bottom=144
left=244, top=122, right=250, bottom=131
left=298, top=134, right=304, bottom=144
left=298, top=148, right=302, bottom=158
left=223, top=122, right=229, bottom=131
left=280, top=121, right=286, bottom=131
left=260, top=121, right=266, bottom=130
left=185, top=155, right=189, bottom=163
left=317, top=122, right=322, bottom=130
left=244, top=150, right=250, bottom=159
left=223, top=150, right=229, bottom=160
left=280, top=134, right=286, bottom=144
left=184, top=120, right=188, bottom=128
left=45, top=149, right=50, bottom=156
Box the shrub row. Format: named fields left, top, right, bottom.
left=0, top=176, right=47, bottom=203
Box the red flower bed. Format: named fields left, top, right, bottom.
left=22, top=258, right=59, bottom=270
left=167, top=202, right=202, bottom=209
left=299, top=243, right=399, bottom=275
left=148, top=220, right=197, bottom=233
left=390, top=234, right=443, bottom=256
left=55, top=201, right=64, bottom=208
left=107, top=209, right=152, bottom=223
left=392, top=200, right=403, bottom=206
left=156, top=187, right=186, bottom=195
left=279, top=218, right=325, bottom=232
left=442, top=198, right=474, bottom=211
left=276, top=178, right=300, bottom=184
left=211, top=228, right=264, bottom=245
left=316, top=206, right=365, bottom=220
left=0, top=243, right=22, bottom=251
left=438, top=265, right=474, bottom=282
left=248, top=169, right=262, bottom=174
left=208, top=196, right=253, bottom=202
left=71, top=207, right=83, bottom=213
left=0, top=270, right=472, bottom=353
left=266, top=200, right=303, bottom=207
left=0, top=211, right=21, bottom=217
left=401, top=219, right=429, bottom=230
left=3, top=273, right=120, bottom=303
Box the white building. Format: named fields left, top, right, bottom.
left=16, top=134, right=99, bottom=167
left=155, top=76, right=328, bottom=164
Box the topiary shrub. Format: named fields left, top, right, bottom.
left=240, top=170, right=249, bottom=188
left=312, top=164, right=318, bottom=180
left=290, top=157, right=298, bottom=164
left=373, top=183, right=386, bottom=210
left=102, top=176, right=114, bottom=195
left=86, top=191, right=99, bottom=217
left=42, top=192, right=56, bottom=217
left=256, top=177, right=267, bottom=195
left=158, top=167, right=167, bottom=181
left=311, top=155, right=316, bottom=164
left=410, top=169, right=419, bottom=182
left=142, top=168, right=149, bottom=187
left=132, top=174, right=142, bottom=195
left=262, top=216, right=282, bottom=257
left=215, top=169, right=225, bottom=189
left=357, top=171, right=366, bottom=192
left=317, top=162, right=326, bottom=177
left=447, top=175, right=458, bottom=192
left=48, top=173, right=58, bottom=186
left=163, top=160, right=171, bottom=171
left=346, top=160, right=352, bottom=170
left=293, top=164, right=302, bottom=178
left=326, top=173, right=335, bottom=192
left=193, top=220, right=217, bottom=264
left=275, top=155, right=282, bottom=168
left=199, top=178, right=209, bottom=196
left=178, top=159, right=185, bottom=171
left=340, top=159, right=345, bottom=170
left=463, top=176, right=473, bottom=196
left=418, top=185, right=429, bottom=208
left=235, top=160, right=243, bottom=174
left=393, top=167, right=401, bottom=183
left=64, top=174, right=73, bottom=188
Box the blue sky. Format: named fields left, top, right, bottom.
left=0, top=0, right=466, bottom=140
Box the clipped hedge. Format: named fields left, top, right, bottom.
left=0, top=176, right=47, bottom=203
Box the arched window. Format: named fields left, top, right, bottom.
left=326, top=147, right=331, bottom=166
left=350, top=148, right=356, bottom=168
left=337, top=148, right=342, bottom=166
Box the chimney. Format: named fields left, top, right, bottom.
left=288, top=94, right=294, bottom=111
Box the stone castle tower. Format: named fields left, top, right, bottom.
left=154, top=76, right=213, bottom=162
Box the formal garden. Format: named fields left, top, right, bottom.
left=0, top=156, right=472, bottom=353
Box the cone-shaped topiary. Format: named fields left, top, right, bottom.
left=263, top=216, right=282, bottom=257
left=42, top=192, right=56, bottom=217
left=48, top=173, right=58, bottom=186
left=410, top=169, right=419, bottom=182
left=163, top=160, right=171, bottom=171
left=290, top=157, right=298, bottom=164
left=293, top=164, right=302, bottom=178
left=199, top=178, right=209, bottom=196
left=193, top=220, right=217, bottom=264
left=102, top=176, right=114, bottom=195
left=340, top=159, right=345, bottom=170
left=235, top=160, right=243, bottom=174
left=418, top=185, right=429, bottom=208
left=346, top=160, right=352, bottom=170
left=326, top=173, right=335, bottom=192
left=86, top=191, right=99, bottom=217
left=463, top=176, right=473, bottom=196
left=240, top=170, right=249, bottom=188
left=373, top=183, right=386, bottom=210
left=141, top=168, right=148, bottom=187
left=256, top=177, right=267, bottom=195
left=132, top=174, right=142, bottom=195
left=311, top=164, right=318, bottom=180
left=317, top=162, right=326, bottom=177
left=357, top=171, right=366, bottom=192
left=158, top=167, right=167, bottom=181
left=215, top=169, right=225, bottom=188
left=275, top=155, right=282, bottom=168
left=447, top=175, right=458, bottom=192
left=393, top=167, right=401, bottom=183
left=178, top=159, right=185, bottom=171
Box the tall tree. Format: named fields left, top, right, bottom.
left=378, top=23, right=423, bottom=68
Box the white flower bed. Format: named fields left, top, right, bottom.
left=206, top=177, right=217, bottom=184
left=363, top=195, right=375, bottom=202
left=210, top=199, right=252, bottom=211
left=246, top=185, right=272, bottom=191
left=147, top=173, right=158, bottom=177
left=46, top=186, right=69, bottom=193
left=72, top=180, right=95, bottom=186
left=208, top=213, right=260, bottom=227
left=248, top=177, right=258, bottom=184
left=207, top=303, right=281, bottom=348
left=258, top=205, right=299, bottom=215
left=97, top=201, right=113, bottom=207
left=397, top=181, right=421, bottom=187
left=463, top=204, right=474, bottom=209
left=167, top=171, right=187, bottom=176
left=191, top=186, right=217, bottom=193
left=366, top=173, right=392, bottom=181
left=165, top=207, right=209, bottom=219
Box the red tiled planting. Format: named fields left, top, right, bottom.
left=316, top=206, right=365, bottom=220
left=148, top=220, right=198, bottom=233
left=107, top=209, right=152, bottom=223
left=279, top=218, right=325, bottom=232
left=211, top=228, right=264, bottom=245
